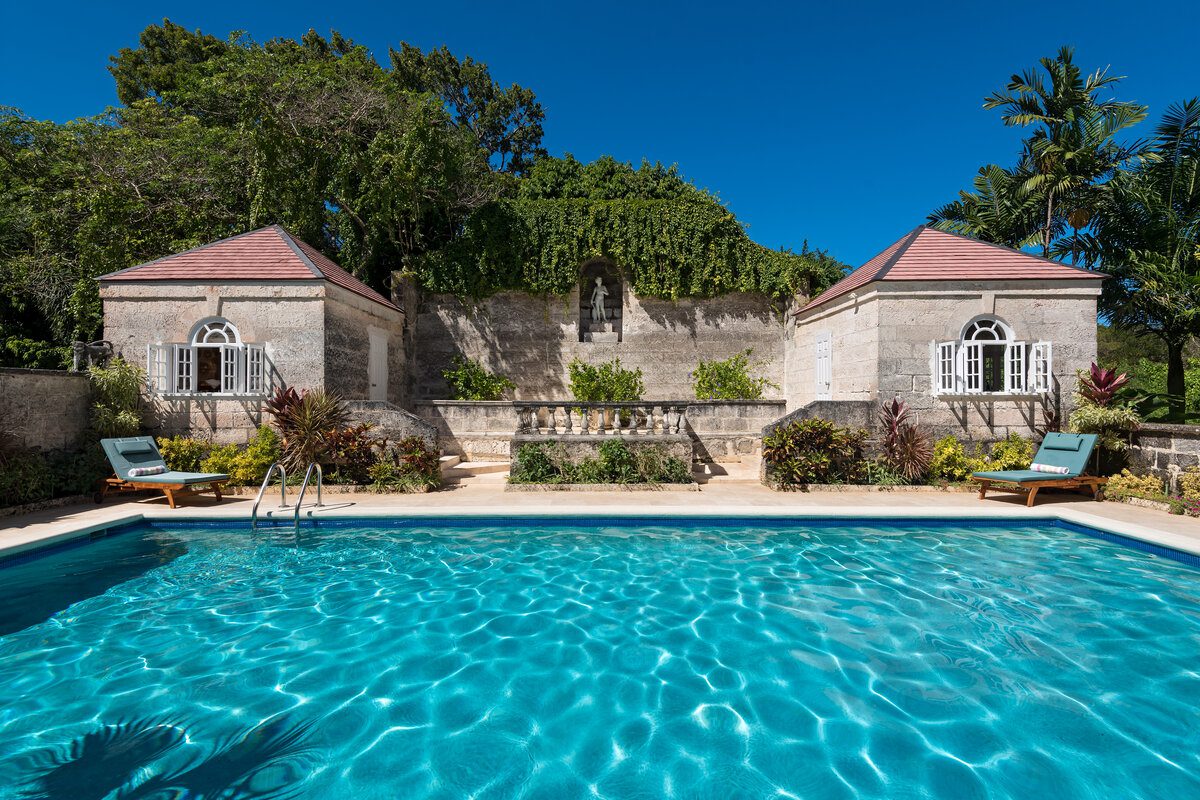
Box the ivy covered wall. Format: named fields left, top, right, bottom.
left=407, top=198, right=845, bottom=301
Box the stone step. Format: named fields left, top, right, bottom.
left=438, top=454, right=462, bottom=475
left=443, top=460, right=511, bottom=482
left=581, top=321, right=619, bottom=333
left=693, top=459, right=763, bottom=482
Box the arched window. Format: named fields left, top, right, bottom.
left=146, top=317, right=266, bottom=396
left=190, top=318, right=242, bottom=346
left=934, top=316, right=1052, bottom=396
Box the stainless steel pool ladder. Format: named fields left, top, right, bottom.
left=251, top=463, right=289, bottom=530
left=293, top=462, right=324, bottom=529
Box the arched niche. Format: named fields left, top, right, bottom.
left=579, top=259, right=622, bottom=343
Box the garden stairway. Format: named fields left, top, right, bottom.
left=439, top=455, right=510, bottom=485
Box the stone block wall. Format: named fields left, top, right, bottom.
left=1128, top=424, right=1200, bottom=489
left=0, top=368, right=91, bottom=451
left=406, top=281, right=788, bottom=402
left=323, top=285, right=407, bottom=406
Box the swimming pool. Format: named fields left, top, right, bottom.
left=0, top=516, right=1197, bottom=799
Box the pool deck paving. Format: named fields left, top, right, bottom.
left=2, top=480, right=1197, bottom=561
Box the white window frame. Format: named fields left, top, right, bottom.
left=145, top=318, right=270, bottom=398
left=932, top=318, right=1054, bottom=399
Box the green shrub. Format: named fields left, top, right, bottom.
left=368, top=437, right=441, bottom=493
left=567, top=358, right=645, bottom=403
left=509, top=440, right=692, bottom=485
left=1106, top=469, right=1165, bottom=500
left=323, top=424, right=378, bottom=485
left=985, top=433, right=1034, bottom=472
left=197, top=427, right=282, bottom=486
left=693, top=349, right=778, bottom=400
left=442, top=355, right=516, bottom=400
left=0, top=449, right=53, bottom=507
left=860, top=459, right=908, bottom=486
left=157, top=435, right=213, bottom=473
left=762, top=418, right=866, bottom=489
left=929, top=435, right=975, bottom=482
left=1179, top=468, right=1200, bottom=501
left=88, top=357, right=145, bottom=437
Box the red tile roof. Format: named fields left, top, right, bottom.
left=798, top=225, right=1104, bottom=314
left=98, top=225, right=400, bottom=312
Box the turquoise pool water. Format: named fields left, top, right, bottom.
left=0, top=517, right=1197, bottom=799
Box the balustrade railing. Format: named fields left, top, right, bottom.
left=515, top=402, right=689, bottom=436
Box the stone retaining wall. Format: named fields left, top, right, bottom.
left=414, top=400, right=785, bottom=462
left=406, top=282, right=788, bottom=402
left=0, top=368, right=91, bottom=451
left=1128, top=423, right=1200, bottom=489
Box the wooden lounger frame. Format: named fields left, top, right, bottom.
left=971, top=475, right=1108, bottom=507
left=97, top=476, right=226, bottom=509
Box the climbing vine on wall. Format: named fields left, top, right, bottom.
left=408, top=199, right=845, bottom=301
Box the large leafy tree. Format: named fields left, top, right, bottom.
left=929, top=160, right=1045, bottom=249
left=389, top=43, right=546, bottom=175
left=1065, top=100, right=1200, bottom=417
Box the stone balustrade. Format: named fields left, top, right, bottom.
left=515, top=402, right=689, bottom=437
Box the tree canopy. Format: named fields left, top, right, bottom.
left=0, top=20, right=839, bottom=368
left=931, top=47, right=1199, bottom=419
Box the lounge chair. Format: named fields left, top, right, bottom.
left=99, top=436, right=228, bottom=508
left=971, top=432, right=1106, bottom=507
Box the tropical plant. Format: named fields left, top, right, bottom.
left=692, top=349, right=778, bottom=400
left=877, top=397, right=932, bottom=482
left=1178, top=467, right=1200, bottom=501
left=929, top=161, right=1045, bottom=250
left=368, top=436, right=441, bottom=492
left=929, top=435, right=976, bottom=483
left=321, top=424, right=379, bottom=484
left=1078, top=362, right=1131, bottom=406
left=263, top=387, right=351, bottom=471
left=442, top=355, right=515, bottom=400
left=762, top=418, right=867, bottom=489
left=87, top=357, right=145, bottom=437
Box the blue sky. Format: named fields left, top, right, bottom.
left=3, top=1, right=1198, bottom=266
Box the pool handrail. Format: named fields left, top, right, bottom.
left=293, top=462, right=324, bottom=530
left=251, top=463, right=288, bottom=530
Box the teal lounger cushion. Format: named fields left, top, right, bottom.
left=972, top=470, right=1077, bottom=483
left=131, top=470, right=229, bottom=485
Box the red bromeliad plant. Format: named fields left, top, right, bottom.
left=878, top=397, right=932, bottom=482
left=1078, top=363, right=1130, bottom=407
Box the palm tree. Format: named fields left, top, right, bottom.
left=1066, top=99, right=1200, bottom=418
left=982, top=46, right=1147, bottom=256
left=929, top=160, right=1045, bottom=249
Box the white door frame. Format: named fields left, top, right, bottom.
left=367, top=327, right=388, bottom=402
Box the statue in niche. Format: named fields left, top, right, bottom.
left=590, top=277, right=609, bottom=322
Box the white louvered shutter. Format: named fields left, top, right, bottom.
left=146, top=344, right=169, bottom=394
left=172, top=345, right=194, bottom=393
left=935, top=341, right=956, bottom=394
left=963, top=342, right=983, bottom=393
left=246, top=345, right=265, bottom=395
left=1006, top=341, right=1026, bottom=393
left=1032, top=341, right=1052, bottom=393
left=221, top=345, right=240, bottom=393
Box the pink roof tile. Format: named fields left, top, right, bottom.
left=99, top=226, right=399, bottom=312
left=799, top=226, right=1104, bottom=314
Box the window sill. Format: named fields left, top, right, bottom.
left=157, top=393, right=268, bottom=400
left=935, top=392, right=1047, bottom=402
